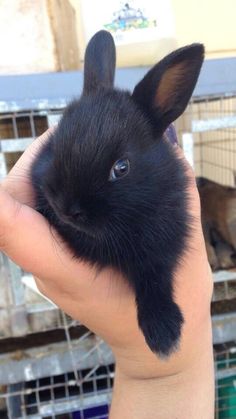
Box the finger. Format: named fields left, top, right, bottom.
left=2, top=128, right=54, bottom=204
left=0, top=188, right=134, bottom=324
left=164, top=123, right=179, bottom=145
left=0, top=186, right=81, bottom=281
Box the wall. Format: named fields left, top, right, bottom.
left=0, top=0, right=81, bottom=74
left=172, top=0, right=236, bottom=59
left=0, top=0, right=235, bottom=72
left=71, top=0, right=236, bottom=68
left=176, top=97, right=236, bottom=186
left=0, top=0, right=55, bottom=74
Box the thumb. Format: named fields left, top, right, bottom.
left=0, top=186, right=63, bottom=277
left=0, top=186, right=24, bottom=251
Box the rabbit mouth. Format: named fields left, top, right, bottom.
left=45, top=196, right=99, bottom=238
left=59, top=214, right=97, bottom=238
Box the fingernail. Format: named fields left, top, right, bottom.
left=164, top=124, right=179, bottom=146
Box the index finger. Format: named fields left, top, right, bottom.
left=1, top=128, right=54, bottom=204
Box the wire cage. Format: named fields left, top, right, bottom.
left=0, top=309, right=114, bottom=418
left=176, top=88, right=236, bottom=418
left=212, top=268, right=236, bottom=418
left=215, top=341, right=236, bottom=419
left=0, top=61, right=236, bottom=417
left=0, top=103, right=115, bottom=418
left=0, top=108, right=65, bottom=340
left=176, top=94, right=236, bottom=186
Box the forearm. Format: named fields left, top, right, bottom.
left=110, top=323, right=215, bottom=419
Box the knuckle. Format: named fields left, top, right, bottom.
left=34, top=277, right=54, bottom=298
left=0, top=194, right=22, bottom=250
left=34, top=277, right=46, bottom=295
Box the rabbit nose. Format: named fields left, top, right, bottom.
left=64, top=204, right=85, bottom=220
left=69, top=205, right=85, bottom=218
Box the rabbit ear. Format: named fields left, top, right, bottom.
left=132, top=44, right=204, bottom=135
left=83, top=30, right=116, bottom=95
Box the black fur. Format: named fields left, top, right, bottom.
left=31, top=31, right=204, bottom=357
left=83, top=30, right=116, bottom=94
left=133, top=43, right=204, bottom=135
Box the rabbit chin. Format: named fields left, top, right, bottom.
left=59, top=215, right=98, bottom=238
left=45, top=196, right=97, bottom=238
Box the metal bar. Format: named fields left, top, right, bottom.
left=12, top=115, right=19, bottom=139
left=182, top=133, right=194, bottom=167
left=213, top=270, right=236, bottom=284
left=47, top=114, right=61, bottom=127
left=39, top=393, right=110, bottom=417
left=29, top=113, right=36, bottom=138
left=0, top=340, right=114, bottom=385
left=192, top=115, right=236, bottom=132
left=215, top=366, right=236, bottom=380
left=0, top=138, right=34, bottom=153
left=6, top=383, right=24, bottom=419
left=212, top=313, right=236, bottom=344
left=0, top=152, right=7, bottom=180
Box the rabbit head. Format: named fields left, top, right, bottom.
left=33, top=31, right=203, bottom=242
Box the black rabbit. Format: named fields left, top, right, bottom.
left=31, top=30, right=204, bottom=357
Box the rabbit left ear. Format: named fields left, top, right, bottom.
left=83, top=30, right=116, bottom=95
left=132, top=44, right=204, bottom=135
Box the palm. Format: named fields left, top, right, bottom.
left=1, top=129, right=213, bottom=378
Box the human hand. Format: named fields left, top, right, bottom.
left=0, top=128, right=213, bottom=383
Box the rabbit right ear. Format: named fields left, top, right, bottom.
left=132, top=44, right=204, bottom=135
left=83, top=30, right=116, bottom=95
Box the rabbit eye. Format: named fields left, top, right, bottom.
left=109, top=159, right=130, bottom=181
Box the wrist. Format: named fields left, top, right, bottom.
left=111, top=310, right=213, bottom=380
left=110, top=337, right=215, bottom=419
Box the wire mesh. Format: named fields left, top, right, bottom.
left=176, top=94, right=236, bottom=186
left=1, top=340, right=236, bottom=418
left=0, top=309, right=114, bottom=418
left=215, top=341, right=236, bottom=419
left=2, top=363, right=114, bottom=419
left=0, top=94, right=234, bottom=339
left=213, top=271, right=236, bottom=302
left=0, top=109, right=64, bottom=339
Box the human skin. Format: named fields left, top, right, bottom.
left=0, top=129, right=214, bottom=418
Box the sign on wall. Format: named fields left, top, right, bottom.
left=80, top=0, right=175, bottom=45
